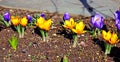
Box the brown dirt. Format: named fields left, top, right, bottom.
left=0, top=6, right=120, bottom=62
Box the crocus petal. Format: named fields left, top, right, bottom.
left=20, top=17, right=28, bottom=27
left=102, top=30, right=111, bottom=41
left=11, top=16, right=20, bottom=26
left=116, top=22, right=120, bottom=30
left=114, top=10, right=120, bottom=20
left=72, top=21, right=85, bottom=34
left=36, top=17, right=45, bottom=26
left=109, top=33, right=119, bottom=44
left=27, top=15, right=32, bottom=23
left=40, top=13, right=46, bottom=18
left=3, top=12, right=10, bottom=22
left=39, top=19, right=52, bottom=31
left=63, top=13, right=70, bottom=20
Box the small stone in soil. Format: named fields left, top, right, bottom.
left=22, top=49, right=27, bottom=53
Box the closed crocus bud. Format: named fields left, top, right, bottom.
left=63, top=13, right=70, bottom=20
left=11, top=16, right=20, bottom=26
left=20, top=16, right=28, bottom=27
left=27, top=15, right=32, bottom=23
left=3, top=12, right=10, bottom=22
left=40, top=13, right=46, bottom=18
left=91, top=14, right=104, bottom=29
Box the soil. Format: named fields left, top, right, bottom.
left=0, top=6, right=120, bottom=62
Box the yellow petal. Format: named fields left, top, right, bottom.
left=40, top=19, right=52, bottom=31
left=109, top=33, right=119, bottom=44
left=71, top=29, right=77, bottom=33
left=20, top=16, right=28, bottom=27
left=102, top=30, right=111, bottom=41
left=63, top=18, right=76, bottom=29
left=36, top=17, right=45, bottom=26
left=11, top=16, right=20, bottom=26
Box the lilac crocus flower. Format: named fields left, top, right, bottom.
left=114, top=10, right=120, bottom=25
left=27, top=15, right=32, bottom=23
left=63, top=13, right=70, bottom=20
left=91, top=14, right=104, bottom=29
left=3, top=12, right=10, bottom=22
left=40, top=13, right=46, bottom=18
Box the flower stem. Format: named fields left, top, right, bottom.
left=105, top=43, right=112, bottom=55
left=40, top=29, right=45, bottom=42
left=21, top=26, right=25, bottom=38
left=45, top=31, right=49, bottom=42
left=72, top=33, right=77, bottom=47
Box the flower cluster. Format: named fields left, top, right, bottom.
left=63, top=13, right=86, bottom=47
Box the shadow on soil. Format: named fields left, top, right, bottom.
left=93, top=38, right=120, bottom=62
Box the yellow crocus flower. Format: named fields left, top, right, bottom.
left=109, top=33, right=119, bottom=45
left=102, top=30, right=111, bottom=42
left=71, top=21, right=86, bottom=34
left=20, top=16, right=28, bottom=27
left=36, top=17, right=52, bottom=31
left=11, top=16, right=20, bottom=26
left=40, top=19, right=52, bottom=31
left=102, top=30, right=119, bottom=44
left=63, top=18, right=76, bottom=29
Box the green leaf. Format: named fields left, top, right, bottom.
left=8, top=36, right=18, bottom=50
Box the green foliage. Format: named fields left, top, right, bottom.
left=63, top=55, right=68, bottom=62
left=8, top=36, right=18, bottom=50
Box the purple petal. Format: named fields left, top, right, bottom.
left=63, top=13, right=70, bottom=20
left=116, top=23, right=120, bottom=30
left=3, top=12, right=10, bottom=22
left=40, top=13, right=46, bottom=18
left=114, top=10, right=120, bottom=20
left=27, top=15, right=32, bottom=23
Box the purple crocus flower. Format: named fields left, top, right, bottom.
left=3, top=12, right=10, bottom=22
left=63, top=13, right=70, bottom=20
left=40, top=13, right=46, bottom=18
left=27, top=15, right=32, bottom=23
left=114, top=10, right=120, bottom=25
left=91, top=14, right=104, bottom=29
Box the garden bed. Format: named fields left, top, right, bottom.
left=0, top=6, right=119, bottom=62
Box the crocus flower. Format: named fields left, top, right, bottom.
left=3, top=12, right=10, bottom=22
left=91, top=14, right=104, bottom=29
left=102, top=30, right=119, bottom=44
left=72, top=21, right=86, bottom=34
left=40, top=13, right=46, bottom=18
left=11, top=16, right=20, bottom=26
left=36, top=17, right=52, bottom=31
left=27, top=15, right=32, bottom=23
left=63, top=13, right=70, bottom=20
left=20, top=16, right=28, bottom=27
left=39, top=19, right=52, bottom=31
left=63, top=18, right=76, bottom=29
